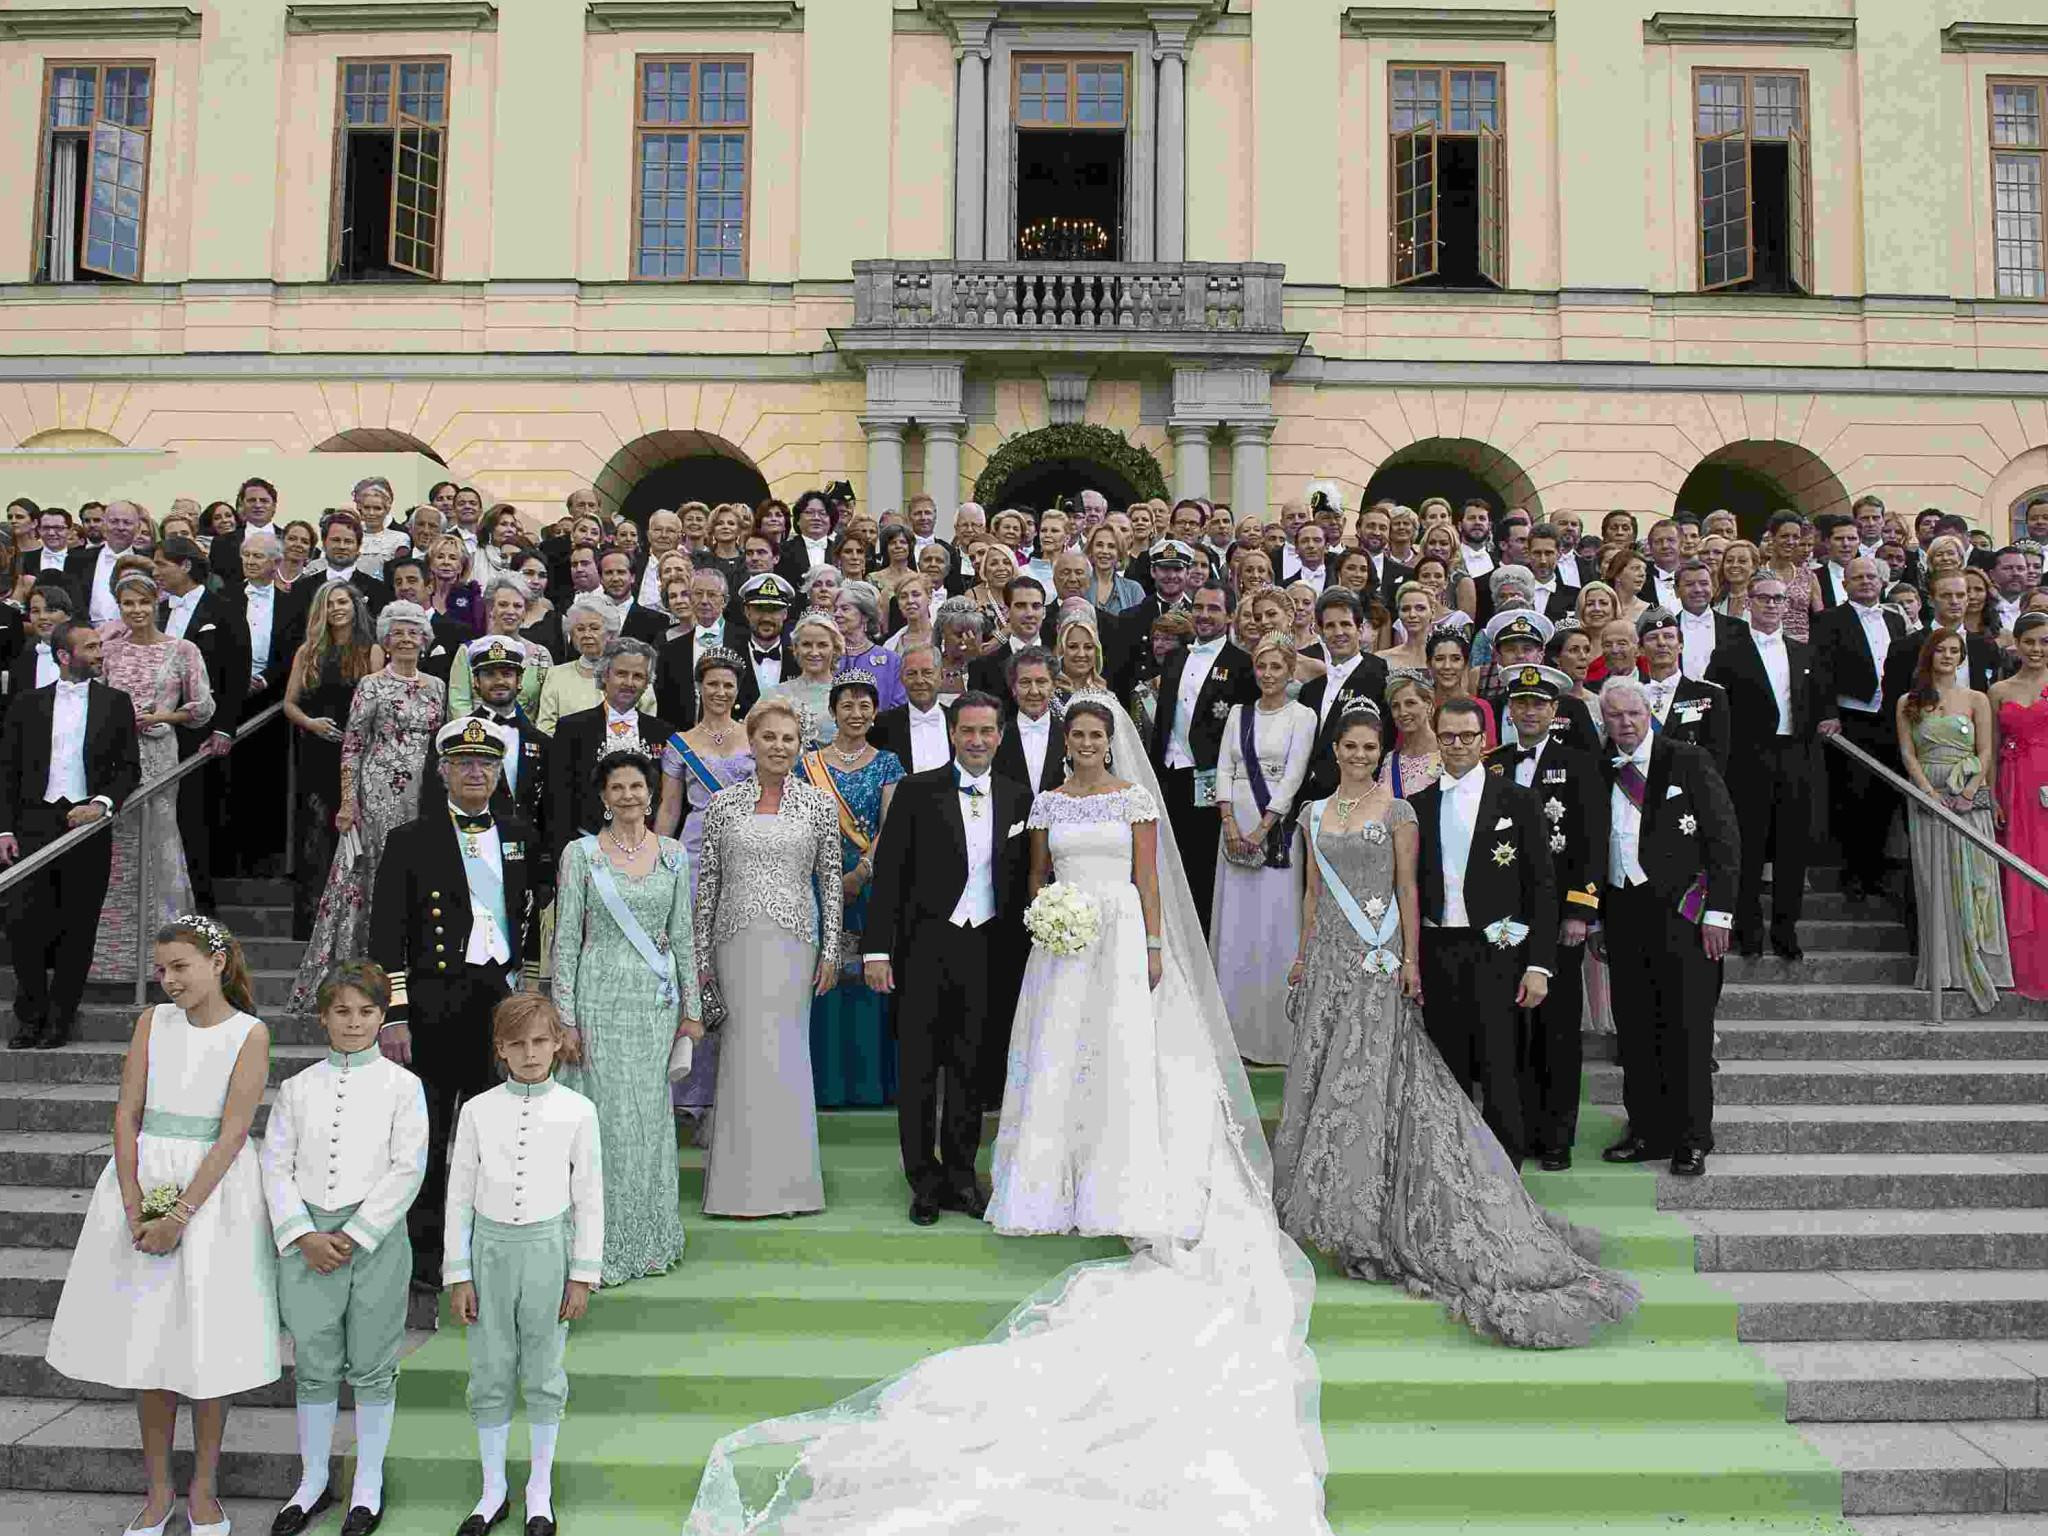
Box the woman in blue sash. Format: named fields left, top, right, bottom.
left=1271, top=700, right=1639, bottom=1348
left=803, top=673, right=904, bottom=1107
left=654, top=649, right=756, bottom=1134
left=554, top=745, right=700, bottom=1286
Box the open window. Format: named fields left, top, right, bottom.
left=1387, top=64, right=1506, bottom=288
left=1693, top=70, right=1812, bottom=293
left=330, top=59, right=448, bottom=280
left=34, top=62, right=153, bottom=283
left=1012, top=55, right=1127, bottom=261
left=632, top=57, right=751, bottom=280
left=1990, top=78, right=2047, bottom=299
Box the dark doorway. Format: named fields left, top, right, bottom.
left=335, top=133, right=398, bottom=281
left=621, top=455, right=770, bottom=528
left=986, top=456, right=1142, bottom=514
left=1015, top=130, right=1124, bottom=260
left=1415, top=137, right=1482, bottom=289
left=1364, top=459, right=1501, bottom=517
left=1744, top=142, right=1794, bottom=293
left=1675, top=460, right=1791, bottom=541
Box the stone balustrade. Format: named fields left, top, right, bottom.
left=849, top=260, right=1287, bottom=334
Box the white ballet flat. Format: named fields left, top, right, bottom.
left=121, top=1502, right=176, bottom=1536
left=185, top=1508, right=231, bottom=1536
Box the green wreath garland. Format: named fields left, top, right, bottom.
left=972, top=423, right=1168, bottom=507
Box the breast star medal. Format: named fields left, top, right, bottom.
left=1492, top=840, right=1517, bottom=866
left=1678, top=813, right=1697, bottom=835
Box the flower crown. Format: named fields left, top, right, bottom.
left=168, top=912, right=230, bottom=955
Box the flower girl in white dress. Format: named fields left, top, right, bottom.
left=45, top=915, right=279, bottom=1536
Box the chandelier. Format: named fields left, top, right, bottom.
left=1018, top=216, right=1111, bottom=261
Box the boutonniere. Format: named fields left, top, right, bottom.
left=1542, top=797, right=1565, bottom=823
left=504, top=842, right=526, bottom=860
left=1491, top=840, right=1517, bottom=866
left=1677, top=814, right=1696, bottom=836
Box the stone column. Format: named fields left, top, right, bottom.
left=1154, top=42, right=1188, bottom=263
left=1228, top=421, right=1274, bottom=524
left=862, top=419, right=907, bottom=520
left=1171, top=424, right=1213, bottom=503
left=923, top=419, right=965, bottom=534
left=953, top=40, right=989, bottom=259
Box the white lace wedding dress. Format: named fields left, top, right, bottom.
left=686, top=695, right=1330, bottom=1535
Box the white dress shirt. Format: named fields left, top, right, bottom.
left=246, top=584, right=276, bottom=679
left=1319, top=652, right=1364, bottom=725
left=1436, top=764, right=1487, bottom=927
left=29, top=644, right=57, bottom=692
left=949, top=768, right=997, bottom=928
left=1994, top=593, right=2024, bottom=636
left=1678, top=607, right=1718, bottom=680
left=1295, top=562, right=1329, bottom=596
left=604, top=705, right=642, bottom=745
left=637, top=559, right=667, bottom=609
left=35, top=547, right=68, bottom=576
left=1608, top=742, right=1653, bottom=889
left=751, top=640, right=783, bottom=690
left=1165, top=636, right=1226, bottom=769
left=693, top=620, right=724, bottom=652
left=1752, top=629, right=1794, bottom=735
left=46, top=679, right=92, bottom=804
left=163, top=586, right=204, bottom=641
left=1645, top=671, right=1681, bottom=725
left=1650, top=566, right=1679, bottom=612
left=457, top=812, right=512, bottom=966
left=797, top=535, right=830, bottom=572
left=260, top=1048, right=428, bottom=1253
left=905, top=701, right=950, bottom=772
left=1513, top=736, right=1547, bottom=788
left=1461, top=544, right=1496, bottom=580
left=1820, top=562, right=1849, bottom=608
left=1841, top=602, right=1892, bottom=713
left=1016, top=709, right=1054, bottom=789
left=1556, top=550, right=1582, bottom=588
left=86, top=545, right=125, bottom=626
left=443, top=1077, right=604, bottom=1287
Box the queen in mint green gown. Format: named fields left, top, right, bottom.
left=554, top=834, right=697, bottom=1286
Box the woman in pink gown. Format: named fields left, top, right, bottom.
left=1993, top=612, right=2048, bottom=1000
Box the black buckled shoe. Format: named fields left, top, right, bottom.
left=455, top=1501, right=508, bottom=1536
left=341, top=1504, right=383, bottom=1536
left=1670, top=1147, right=1707, bottom=1177
left=1537, top=1148, right=1572, bottom=1172
left=1601, top=1136, right=1662, bottom=1164
left=909, top=1189, right=941, bottom=1227
left=271, top=1489, right=336, bottom=1536
left=940, top=1181, right=989, bottom=1219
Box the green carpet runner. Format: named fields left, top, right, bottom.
left=367, top=1082, right=1851, bottom=1534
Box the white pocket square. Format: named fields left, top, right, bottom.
left=1007, top=821, right=1026, bottom=837
left=1665, top=785, right=1683, bottom=799
left=1494, top=816, right=1513, bottom=830
left=198, top=623, right=216, bottom=633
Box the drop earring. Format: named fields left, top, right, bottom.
left=603, top=807, right=615, bottom=822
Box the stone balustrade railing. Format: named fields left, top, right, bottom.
left=849, top=260, right=1287, bottom=333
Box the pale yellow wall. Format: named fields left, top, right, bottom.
left=889, top=31, right=953, bottom=259
left=0, top=448, right=441, bottom=523
left=1250, top=0, right=1340, bottom=285
left=1185, top=36, right=1252, bottom=262
left=796, top=0, right=893, bottom=280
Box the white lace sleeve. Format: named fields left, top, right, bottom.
left=1121, top=782, right=1159, bottom=824
left=1026, top=791, right=1059, bottom=832
left=1024, top=785, right=1157, bottom=826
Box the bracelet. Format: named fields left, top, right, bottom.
left=1145, top=936, right=1163, bottom=951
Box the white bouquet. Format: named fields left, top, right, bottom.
left=1024, top=882, right=1102, bottom=957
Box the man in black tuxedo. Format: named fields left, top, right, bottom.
left=1707, top=572, right=1819, bottom=958
left=1637, top=518, right=1683, bottom=612
left=1486, top=666, right=1606, bottom=1170
left=294, top=511, right=392, bottom=618
left=65, top=498, right=146, bottom=628
left=0, top=620, right=142, bottom=1048
left=1812, top=556, right=1910, bottom=904
left=1353, top=503, right=1414, bottom=606
left=155, top=536, right=250, bottom=913
left=206, top=476, right=278, bottom=587
left=863, top=695, right=1032, bottom=1225
left=419, top=639, right=550, bottom=840
left=373, top=718, right=552, bottom=1287
left=967, top=577, right=1049, bottom=697
left=990, top=647, right=1066, bottom=795
left=597, top=548, right=668, bottom=646
left=1672, top=560, right=1747, bottom=684
left=220, top=527, right=309, bottom=878
left=1296, top=587, right=1391, bottom=797
left=1810, top=514, right=1862, bottom=613
left=384, top=557, right=467, bottom=683
left=1411, top=696, right=1558, bottom=1167
left=1597, top=679, right=1740, bottom=1177
left=774, top=491, right=836, bottom=585
left=871, top=644, right=954, bottom=774
left=1883, top=571, right=2006, bottom=712
left=25, top=508, right=82, bottom=606
left=1148, top=581, right=1255, bottom=932
left=1526, top=523, right=1580, bottom=622
left=654, top=570, right=745, bottom=727
left=544, top=638, right=668, bottom=859
left=1638, top=609, right=1732, bottom=775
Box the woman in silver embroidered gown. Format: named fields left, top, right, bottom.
left=693, top=697, right=842, bottom=1218
left=1271, top=703, right=1640, bottom=1348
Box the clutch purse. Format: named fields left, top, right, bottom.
left=667, top=1033, right=694, bottom=1082
left=2038, top=784, right=2047, bottom=810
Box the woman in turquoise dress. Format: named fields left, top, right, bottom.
left=804, top=675, right=904, bottom=1107
left=554, top=745, right=701, bottom=1285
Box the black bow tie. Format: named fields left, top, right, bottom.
left=454, top=811, right=492, bottom=834
left=754, top=646, right=781, bottom=661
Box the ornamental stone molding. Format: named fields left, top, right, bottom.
left=918, top=0, right=1223, bottom=42
left=1942, top=21, right=2048, bottom=54
left=1339, top=7, right=1555, bottom=43
left=1040, top=367, right=1095, bottom=425
left=1642, top=12, right=1857, bottom=49
left=285, top=2, right=498, bottom=33
left=0, top=6, right=200, bottom=38
left=584, top=0, right=802, bottom=33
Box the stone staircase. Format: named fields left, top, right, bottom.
left=0, top=874, right=2040, bottom=1532
left=1585, top=870, right=2048, bottom=1533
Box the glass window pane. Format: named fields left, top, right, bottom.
left=1044, top=62, right=1067, bottom=124
left=1392, top=68, right=1442, bottom=134
left=51, top=67, right=97, bottom=129
left=1995, top=84, right=2043, bottom=149
left=1995, top=151, right=2046, bottom=297
left=1696, top=74, right=1744, bottom=135
left=1753, top=75, right=1800, bottom=139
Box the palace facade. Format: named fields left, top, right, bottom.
left=4, top=0, right=2048, bottom=535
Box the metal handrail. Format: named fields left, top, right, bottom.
left=0, top=699, right=291, bottom=1004
left=1823, top=729, right=2048, bottom=1026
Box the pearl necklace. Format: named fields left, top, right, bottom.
left=605, top=823, right=650, bottom=858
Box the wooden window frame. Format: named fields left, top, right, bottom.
left=1384, top=62, right=1507, bottom=289
left=1989, top=76, right=2048, bottom=301
left=30, top=58, right=155, bottom=284
left=1690, top=66, right=1813, bottom=294
left=1011, top=53, right=1129, bottom=133
left=328, top=54, right=452, bottom=281
left=630, top=53, right=753, bottom=283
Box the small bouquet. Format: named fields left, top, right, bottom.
left=138, top=1183, right=183, bottom=1222
left=1024, top=883, right=1102, bottom=957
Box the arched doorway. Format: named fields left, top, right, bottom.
left=1363, top=437, right=1543, bottom=519
left=312, top=428, right=447, bottom=464
left=974, top=424, right=1167, bottom=511
left=595, top=430, right=770, bottom=526
left=1675, top=440, right=1849, bottom=539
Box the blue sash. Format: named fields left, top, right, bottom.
left=1305, top=801, right=1402, bottom=972
left=670, top=734, right=724, bottom=797
left=581, top=835, right=679, bottom=1007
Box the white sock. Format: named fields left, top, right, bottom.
left=474, top=1422, right=511, bottom=1518
left=350, top=1400, right=395, bottom=1513
left=526, top=1422, right=559, bottom=1521
left=291, top=1401, right=338, bottom=1510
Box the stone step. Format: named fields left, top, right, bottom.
left=61, top=1004, right=322, bottom=1045
left=1704, top=1021, right=2048, bottom=1064
left=1688, top=1210, right=2048, bottom=1272
left=1715, top=1270, right=2048, bottom=1343
left=1718, top=986, right=2048, bottom=1021
left=1799, top=1419, right=2048, bottom=1516
left=0, top=971, right=304, bottom=1010
left=1855, top=1518, right=2048, bottom=1534
left=1776, top=890, right=1901, bottom=922
left=213, top=879, right=293, bottom=906
left=1591, top=1061, right=2048, bottom=1108
left=1724, top=953, right=1917, bottom=985
left=1799, top=918, right=1913, bottom=952
left=1654, top=1154, right=2048, bottom=1213
left=212, top=904, right=296, bottom=939
left=1708, top=1106, right=2048, bottom=1157
left=0, top=1494, right=278, bottom=1534
left=0, top=1042, right=323, bottom=1087
left=0, top=1083, right=288, bottom=1141
left=0, top=1395, right=331, bottom=1500
left=0, top=1249, right=72, bottom=1318
left=1758, top=1341, right=2048, bottom=1423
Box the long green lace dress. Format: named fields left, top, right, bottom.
left=554, top=834, right=698, bottom=1285
left=1906, top=711, right=2013, bottom=1014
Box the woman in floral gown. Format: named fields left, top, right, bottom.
left=287, top=603, right=447, bottom=1013
left=1272, top=701, right=1639, bottom=1348
left=91, top=569, right=215, bottom=982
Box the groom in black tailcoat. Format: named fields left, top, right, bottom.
left=864, top=692, right=1032, bottom=1227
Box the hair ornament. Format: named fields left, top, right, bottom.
left=169, top=912, right=230, bottom=955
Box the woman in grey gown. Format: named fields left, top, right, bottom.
left=1271, top=700, right=1640, bottom=1348
left=693, top=697, right=842, bottom=1217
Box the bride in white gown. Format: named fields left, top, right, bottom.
left=687, top=692, right=1331, bottom=1534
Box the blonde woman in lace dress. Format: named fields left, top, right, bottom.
left=1272, top=702, right=1639, bottom=1347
